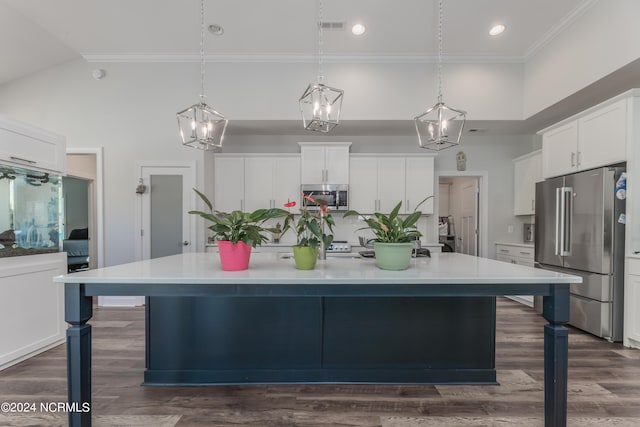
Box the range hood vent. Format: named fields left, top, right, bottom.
left=319, top=21, right=345, bottom=31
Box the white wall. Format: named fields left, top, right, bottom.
left=524, top=0, right=640, bottom=118
left=0, top=55, right=535, bottom=265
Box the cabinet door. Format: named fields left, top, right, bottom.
left=272, top=157, right=301, bottom=208
left=214, top=157, right=245, bottom=212
left=300, top=146, right=326, bottom=184
left=378, top=158, right=406, bottom=213
left=324, top=146, right=350, bottom=184
left=349, top=157, right=378, bottom=213
left=405, top=157, right=434, bottom=214
left=244, top=158, right=274, bottom=211
left=578, top=99, right=627, bottom=171
left=0, top=120, right=66, bottom=174
left=626, top=273, right=640, bottom=343
left=513, top=152, right=541, bottom=215
left=541, top=121, right=578, bottom=178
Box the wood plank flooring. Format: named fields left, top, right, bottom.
left=0, top=298, right=639, bottom=426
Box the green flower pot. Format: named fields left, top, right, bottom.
left=373, top=242, right=414, bottom=270
left=292, top=246, right=319, bottom=270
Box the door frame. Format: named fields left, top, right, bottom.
left=66, top=147, right=104, bottom=269
left=435, top=170, right=488, bottom=258
left=135, top=161, right=198, bottom=261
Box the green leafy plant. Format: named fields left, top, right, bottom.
left=343, top=196, right=433, bottom=243
left=281, top=194, right=335, bottom=250
left=188, top=189, right=289, bottom=248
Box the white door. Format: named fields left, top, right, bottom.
left=272, top=157, right=301, bottom=208
left=140, top=165, right=196, bottom=260
left=459, top=179, right=478, bottom=256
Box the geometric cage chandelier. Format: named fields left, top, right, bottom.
left=299, top=0, right=344, bottom=133
left=414, top=0, right=466, bottom=151
left=177, top=0, right=228, bottom=151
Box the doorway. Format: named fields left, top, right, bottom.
left=65, top=149, right=103, bottom=269
left=136, top=163, right=197, bottom=261
left=436, top=171, right=487, bottom=257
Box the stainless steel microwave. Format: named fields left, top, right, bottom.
left=300, top=184, right=348, bottom=211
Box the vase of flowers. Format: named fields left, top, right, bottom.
left=188, top=189, right=288, bottom=271
left=343, top=197, right=432, bottom=270
left=281, top=194, right=335, bottom=270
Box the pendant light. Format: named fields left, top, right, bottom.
left=177, top=0, right=228, bottom=151
left=299, top=0, right=344, bottom=133
left=414, top=0, right=466, bottom=151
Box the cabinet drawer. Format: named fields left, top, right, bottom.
left=496, top=245, right=534, bottom=259
left=628, top=258, right=640, bottom=276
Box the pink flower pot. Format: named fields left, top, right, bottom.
left=217, top=241, right=252, bottom=271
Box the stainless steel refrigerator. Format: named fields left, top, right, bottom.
left=535, top=164, right=626, bottom=342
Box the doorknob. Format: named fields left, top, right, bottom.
left=183, top=241, right=190, bottom=246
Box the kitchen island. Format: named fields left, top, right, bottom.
left=56, top=252, right=579, bottom=427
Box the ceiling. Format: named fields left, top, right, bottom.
left=2, top=0, right=638, bottom=136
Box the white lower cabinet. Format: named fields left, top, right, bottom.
left=495, top=243, right=535, bottom=307
left=0, top=252, right=66, bottom=370
left=624, top=257, right=640, bottom=348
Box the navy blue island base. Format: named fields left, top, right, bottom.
left=58, top=252, right=575, bottom=427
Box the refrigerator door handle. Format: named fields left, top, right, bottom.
left=555, top=187, right=561, bottom=256
left=560, top=186, right=573, bottom=256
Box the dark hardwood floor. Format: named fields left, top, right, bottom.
left=1, top=298, right=639, bottom=426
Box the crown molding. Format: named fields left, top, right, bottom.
left=524, top=0, right=600, bottom=61
left=81, top=52, right=524, bottom=64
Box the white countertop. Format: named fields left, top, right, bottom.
left=494, top=242, right=535, bottom=248
left=55, top=252, right=580, bottom=286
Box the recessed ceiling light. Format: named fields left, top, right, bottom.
left=351, top=23, right=366, bottom=36
left=208, top=24, right=224, bottom=36
left=489, top=24, right=505, bottom=36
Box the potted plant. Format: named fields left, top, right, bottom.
left=189, top=189, right=288, bottom=271
left=343, top=197, right=432, bottom=270
left=280, top=194, right=335, bottom=270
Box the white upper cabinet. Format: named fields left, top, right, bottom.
left=0, top=114, right=66, bottom=174
left=299, top=142, right=351, bottom=184
left=540, top=96, right=629, bottom=179
left=349, top=155, right=435, bottom=214
left=215, top=155, right=300, bottom=213
left=377, top=157, right=406, bottom=213
left=513, top=150, right=542, bottom=216
left=577, top=99, right=627, bottom=171
left=349, top=157, right=378, bottom=213
left=541, top=121, right=578, bottom=178
left=245, top=156, right=300, bottom=211
left=214, top=156, right=245, bottom=212
left=405, top=157, right=435, bottom=215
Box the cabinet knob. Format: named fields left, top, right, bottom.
left=183, top=241, right=190, bottom=246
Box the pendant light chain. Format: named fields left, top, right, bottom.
left=317, top=0, right=324, bottom=84
left=437, top=0, right=443, bottom=103
left=177, top=0, right=228, bottom=151
left=199, top=0, right=206, bottom=104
